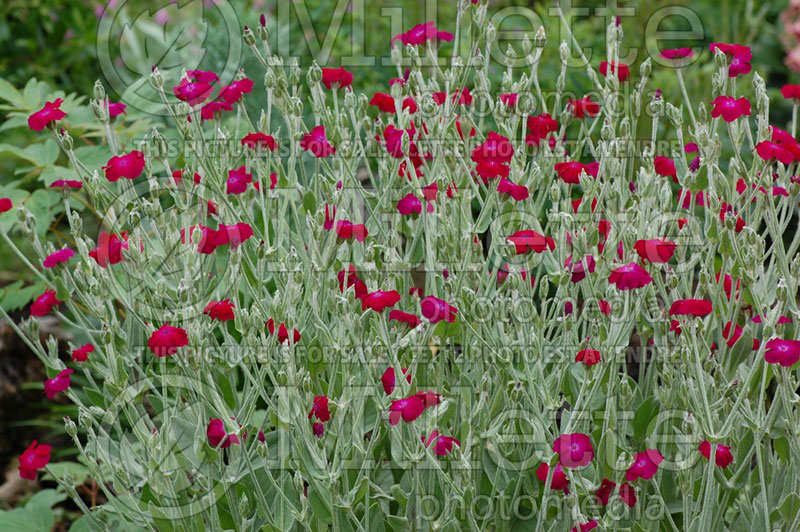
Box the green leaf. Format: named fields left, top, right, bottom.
left=23, top=78, right=42, bottom=109
left=303, top=190, right=317, bottom=213
left=367, top=502, right=386, bottom=532
left=1, top=281, right=46, bottom=313
left=633, top=397, right=659, bottom=440
left=0, top=77, right=25, bottom=107
left=307, top=486, right=333, bottom=524
left=26, top=489, right=67, bottom=511
left=24, top=139, right=60, bottom=167
left=67, top=516, right=91, bottom=532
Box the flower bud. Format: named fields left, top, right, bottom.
left=257, top=15, right=269, bottom=42
left=639, top=57, right=651, bottom=78
left=559, top=40, right=569, bottom=63
left=150, top=67, right=163, bottom=89
left=534, top=26, right=547, bottom=48
left=243, top=25, right=256, bottom=47
left=486, top=21, right=496, bottom=45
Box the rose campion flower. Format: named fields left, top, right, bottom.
left=312, top=422, right=325, bottom=438
left=552, top=433, right=594, bottom=468
left=576, top=349, right=601, bottom=366
left=608, top=263, right=652, bottom=290
left=781, top=84, right=800, bottom=100
left=389, top=310, right=422, bottom=328
left=30, top=289, right=62, bottom=317
left=210, top=223, right=254, bottom=249
left=381, top=367, right=411, bottom=395
left=570, top=521, right=598, bottom=532
left=218, top=78, right=254, bottom=104
left=72, top=344, right=94, bottom=363
left=201, top=100, right=234, bottom=120
left=108, top=102, right=126, bottom=117
left=698, top=440, right=733, bottom=468
left=300, top=125, right=336, bottom=157
left=0, top=198, right=12, bottom=213
left=226, top=166, right=253, bottom=194
left=669, top=299, right=713, bottom=317
left=633, top=239, right=676, bottom=264
left=661, top=47, right=694, bottom=60
left=722, top=321, right=749, bottom=348
left=147, top=324, right=189, bottom=357
left=241, top=132, right=276, bottom=151
left=719, top=202, right=746, bottom=233
left=526, top=113, right=558, bottom=146
left=626, top=449, right=664, bottom=481
left=186, top=69, right=219, bottom=84
left=338, top=266, right=368, bottom=298
left=361, top=290, right=401, bottom=312
left=28, top=98, right=67, bottom=131
left=595, top=478, right=616, bottom=505
left=389, top=391, right=440, bottom=425
left=308, top=395, right=330, bottom=422
left=321, top=67, right=353, bottom=90
left=599, top=60, right=630, bottom=81
left=569, top=95, right=599, bottom=118
left=499, top=93, right=517, bottom=106
left=536, top=462, right=569, bottom=491
left=266, top=318, right=302, bottom=344
left=420, top=296, right=458, bottom=324
left=89, top=231, right=129, bottom=267
left=397, top=193, right=422, bottom=215
left=554, top=161, right=599, bottom=184
left=422, top=430, right=460, bottom=456
left=44, top=368, right=73, bottom=399
left=755, top=141, right=794, bottom=164
left=173, top=78, right=214, bottom=106
left=598, top=299, right=611, bottom=315
left=103, top=150, right=145, bottom=181
left=391, top=21, right=454, bottom=47
left=506, top=230, right=555, bottom=255
left=619, top=482, right=637, bottom=507
left=565, top=255, right=596, bottom=283
left=709, top=42, right=752, bottom=77
left=653, top=156, right=678, bottom=183
left=207, top=418, right=240, bottom=448
left=432, top=88, right=472, bottom=106
left=496, top=178, right=529, bottom=201
left=18, top=441, right=51, bottom=481
left=50, top=179, right=83, bottom=190
left=43, top=248, right=75, bottom=268
left=764, top=339, right=800, bottom=367
left=710, top=96, right=751, bottom=122
left=204, top=299, right=235, bottom=321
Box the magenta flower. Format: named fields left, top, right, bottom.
left=535, top=462, right=569, bottom=491
left=576, top=349, right=601, bottom=366
left=28, top=98, right=67, bottom=131
left=554, top=161, right=599, bottom=184
left=50, top=179, right=83, bottom=190
left=388, top=310, right=422, bottom=328
left=781, top=84, right=800, bottom=100
left=710, top=96, right=751, bottom=122
left=669, top=299, right=712, bottom=317
left=71, top=344, right=94, bottom=363
left=103, top=150, right=145, bottom=181
left=397, top=193, right=422, bottom=215
left=608, top=263, right=652, bottom=290
left=218, top=78, right=254, bottom=104
left=226, top=166, right=252, bottom=194
left=147, top=324, right=189, bottom=357
left=654, top=156, right=677, bottom=183
left=361, top=290, right=401, bottom=312
left=420, top=296, right=458, bottom=324
left=321, top=67, right=354, bottom=90
left=552, top=433, right=594, bottom=468
left=173, top=78, right=214, bottom=106
left=18, top=441, right=51, bottom=481
left=698, top=440, right=733, bottom=468
left=200, top=100, right=234, bottom=120
left=301, top=125, right=336, bottom=157
left=661, top=47, right=694, bottom=60
left=633, top=239, right=676, bottom=264
left=569, top=95, right=600, bottom=119
left=204, top=299, right=235, bottom=321
left=266, top=318, right=302, bottom=345
left=391, top=21, right=453, bottom=47
left=506, top=230, right=555, bottom=255
left=570, top=521, right=598, bottom=532
left=709, top=42, right=752, bottom=77
left=44, top=368, right=74, bottom=399
left=619, top=482, right=637, bottom=507
left=764, top=339, right=800, bottom=367
left=755, top=141, right=794, bottom=165
left=526, top=113, right=559, bottom=146
left=599, top=60, right=630, bottom=81
left=186, top=69, right=219, bottom=84
left=338, top=266, right=368, bottom=298
left=595, top=478, right=616, bottom=505
left=0, top=198, right=11, bottom=213
left=565, top=254, right=595, bottom=283
left=308, top=395, right=331, bottom=422
left=626, top=449, right=664, bottom=481
left=422, top=430, right=460, bottom=456
left=388, top=391, right=440, bottom=425
left=500, top=93, right=518, bottom=106
left=89, top=231, right=129, bottom=267
left=209, top=223, right=254, bottom=249
left=30, top=289, right=62, bottom=317
left=381, top=366, right=411, bottom=395
left=43, top=248, right=75, bottom=268
left=207, top=418, right=240, bottom=448
left=108, top=102, right=127, bottom=117
left=241, top=132, right=277, bottom=151
left=312, top=422, right=324, bottom=437
left=496, top=178, right=529, bottom=201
